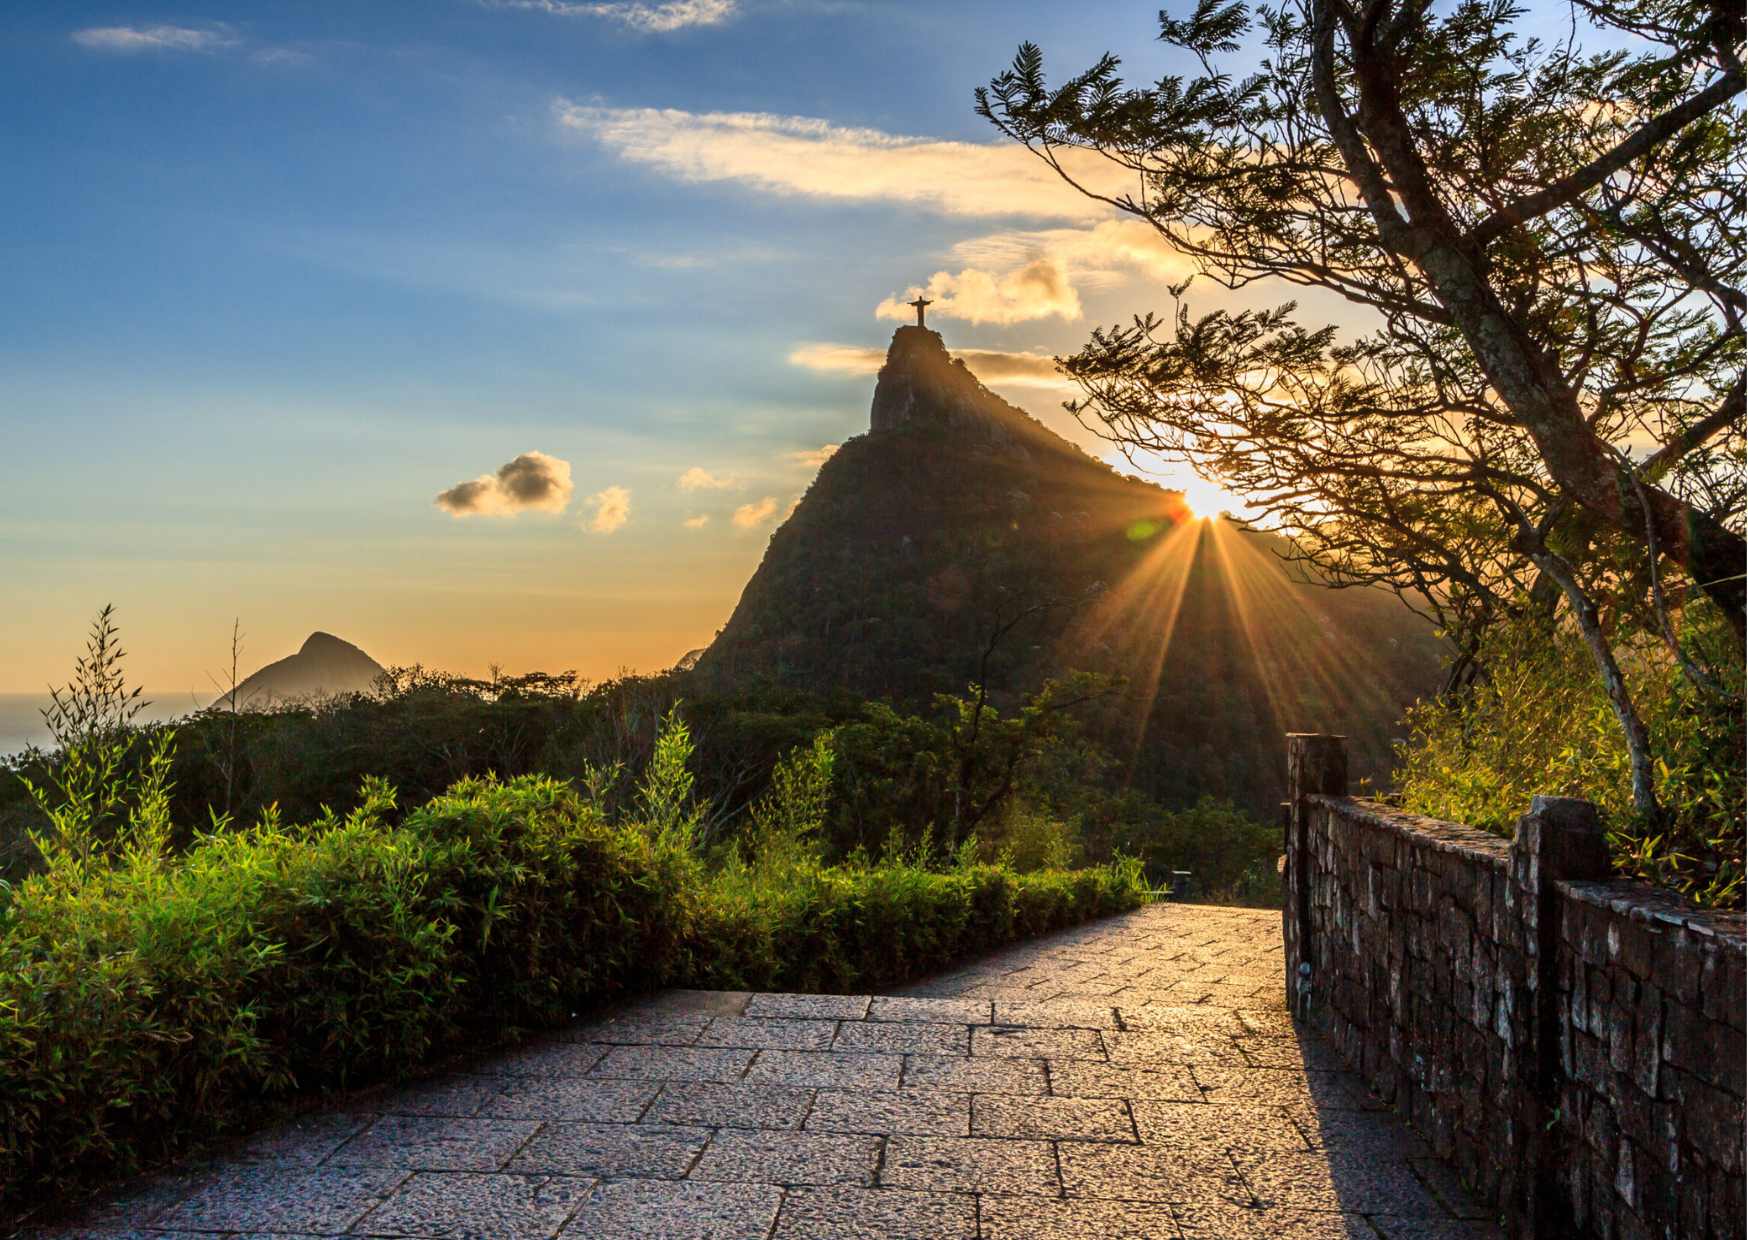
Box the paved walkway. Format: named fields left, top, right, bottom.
left=43, top=904, right=1502, bottom=1239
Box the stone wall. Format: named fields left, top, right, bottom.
left=1282, top=733, right=1745, bottom=1239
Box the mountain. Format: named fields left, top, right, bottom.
left=696, top=325, right=1447, bottom=818
left=212, top=632, right=386, bottom=711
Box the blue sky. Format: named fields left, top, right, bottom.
left=0, top=0, right=1339, bottom=693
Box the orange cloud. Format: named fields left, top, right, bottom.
left=584, top=485, right=631, bottom=532
left=877, top=258, right=1080, bottom=325
left=677, top=466, right=735, bottom=491
left=733, top=496, right=778, bottom=528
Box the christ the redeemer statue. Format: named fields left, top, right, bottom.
left=907, top=296, right=932, bottom=327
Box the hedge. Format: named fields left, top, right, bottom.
left=0, top=775, right=1147, bottom=1217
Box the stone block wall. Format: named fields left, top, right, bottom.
left=1282, top=734, right=1745, bottom=1239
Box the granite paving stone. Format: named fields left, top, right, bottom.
left=1191, top=1066, right=1376, bottom=1110
left=992, top=999, right=1120, bottom=1028
left=978, top=1195, right=1179, bottom=1239
left=803, top=1088, right=971, bottom=1137
left=1046, top=1061, right=1203, bottom=1103
left=476, top=1042, right=609, bottom=1078
left=34, top=903, right=1500, bottom=1240
left=688, top=1130, right=883, bottom=1186
left=695, top=1016, right=838, bottom=1051
left=358, top=1172, right=591, bottom=1239
left=900, top=1052, right=1048, bottom=1095
left=503, top=1122, right=710, bottom=1179
left=330, top=1117, right=542, bottom=1172
left=562, top=1016, right=707, bottom=1047
left=1237, top=1149, right=1448, bottom=1215
left=877, top=1135, right=1059, bottom=1195
left=743, top=993, right=870, bottom=1020
left=151, top=1165, right=409, bottom=1234
left=587, top=1045, right=754, bottom=1084
left=970, top=1093, right=1137, bottom=1142
left=741, top=1049, right=903, bottom=1089
left=230, top=1111, right=374, bottom=1166
left=830, top=1019, right=969, bottom=1055
left=480, top=1077, right=660, bottom=1122
left=1057, top=1140, right=1252, bottom=1206
left=767, top=1187, right=977, bottom=1239
left=1128, top=1099, right=1311, bottom=1158
left=863, top=996, right=991, bottom=1025
left=373, top=1074, right=512, bottom=1118
left=1103, top=1029, right=1243, bottom=1067
left=640, top=1082, right=814, bottom=1131
left=555, top=1181, right=783, bottom=1240
left=970, top=1023, right=1107, bottom=1061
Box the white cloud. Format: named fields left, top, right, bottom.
left=72, top=24, right=238, bottom=53
left=494, top=0, right=735, bottom=31
left=733, top=496, right=778, bottom=528
left=683, top=513, right=710, bottom=527
left=677, top=466, right=735, bottom=490
left=435, top=451, right=574, bottom=517
left=584, top=485, right=632, bottom=532
left=877, top=258, right=1080, bottom=325
left=553, top=104, right=1134, bottom=222
left=788, top=443, right=839, bottom=468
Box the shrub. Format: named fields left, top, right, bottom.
left=0, top=772, right=1147, bottom=1218
left=1395, top=612, right=1744, bottom=908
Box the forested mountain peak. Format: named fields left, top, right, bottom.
left=697, top=327, right=1445, bottom=816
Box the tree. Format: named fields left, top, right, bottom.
left=977, top=0, right=1744, bottom=819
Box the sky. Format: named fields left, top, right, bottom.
left=0, top=0, right=1359, bottom=696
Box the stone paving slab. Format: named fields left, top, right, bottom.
left=32, top=903, right=1507, bottom=1239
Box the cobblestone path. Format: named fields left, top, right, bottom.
left=43, top=904, right=1503, bottom=1239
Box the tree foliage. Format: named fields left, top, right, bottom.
left=977, top=0, right=1744, bottom=821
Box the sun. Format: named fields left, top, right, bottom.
left=1175, top=474, right=1239, bottom=520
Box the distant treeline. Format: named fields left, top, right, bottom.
left=0, top=664, right=1279, bottom=900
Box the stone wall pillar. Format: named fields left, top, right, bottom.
left=1284, top=733, right=1347, bottom=1009
left=1508, top=795, right=1611, bottom=1238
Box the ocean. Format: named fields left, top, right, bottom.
left=0, top=692, right=212, bottom=760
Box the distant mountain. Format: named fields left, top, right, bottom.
left=696, top=325, right=1447, bottom=817
left=212, top=632, right=385, bottom=711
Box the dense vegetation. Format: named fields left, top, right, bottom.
left=1397, top=610, right=1744, bottom=908
left=2, top=645, right=1282, bottom=900
left=0, top=664, right=1152, bottom=1220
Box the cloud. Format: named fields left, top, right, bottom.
left=435, top=451, right=574, bottom=517
left=874, top=220, right=1198, bottom=328
left=951, top=219, right=1195, bottom=290
left=683, top=514, right=710, bottom=527
left=584, top=486, right=632, bottom=532
left=493, top=0, right=735, bottom=31
left=733, top=496, right=778, bottom=528
left=677, top=466, right=735, bottom=490
left=787, top=343, right=884, bottom=376
left=788, top=444, right=839, bottom=468
left=877, top=258, right=1081, bottom=325
left=954, top=350, right=1067, bottom=387
left=553, top=104, right=1134, bottom=222
left=791, top=343, right=1067, bottom=390
left=72, top=24, right=238, bottom=53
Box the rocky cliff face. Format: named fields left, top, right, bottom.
left=870, top=326, right=1035, bottom=448
left=696, top=327, right=1445, bottom=816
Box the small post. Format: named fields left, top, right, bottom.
left=1170, top=871, right=1194, bottom=901
left=1509, top=795, right=1609, bottom=1237
left=1284, top=734, right=1347, bottom=1015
